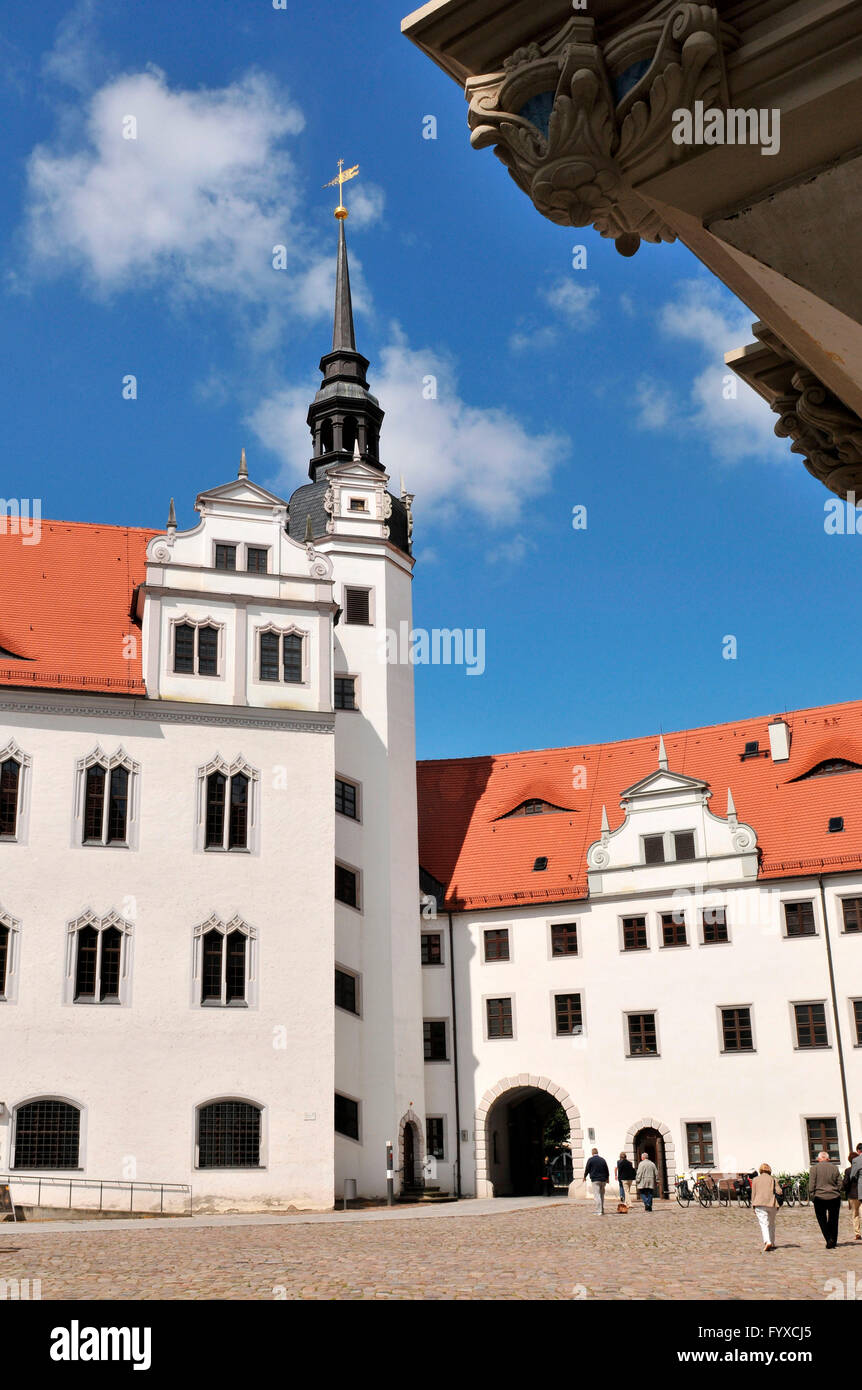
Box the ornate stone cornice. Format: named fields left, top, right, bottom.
left=728, top=324, right=862, bottom=499
left=466, top=2, right=737, bottom=253
left=0, top=692, right=335, bottom=735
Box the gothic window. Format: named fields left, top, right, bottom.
left=0, top=742, right=31, bottom=843
left=13, top=1099, right=81, bottom=1170
left=172, top=619, right=221, bottom=676
left=193, top=916, right=257, bottom=1008
left=76, top=748, right=139, bottom=849
left=0, top=908, right=20, bottom=1002
left=257, top=628, right=306, bottom=685
left=197, top=1100, right=261, bottom=1168
left=197, top=758, right=259, bottom=854
left=66, top=912, right=132, bottom=1005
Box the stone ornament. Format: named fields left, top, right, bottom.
left=466, top=3, right=737, bottom=254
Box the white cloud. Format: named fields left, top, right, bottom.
left=486, top=534, right=534, bottom=566
left=634, top=278, right=784, bottom=464
left=541, top=278, right=600, bottom=327
left=42, top=0, right=102, bottom=93
left=24, top=66, right=382, bottom=329
left=509, top=325, right=559, bottom=354
left=249, top=326, right=568, bottom=525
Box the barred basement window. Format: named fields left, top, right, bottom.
left=686, top=1122, right=714, bottom=1168
left=424, top=1020, right=447, bottom=1061
left=551, top=923, right=578, bottom=956
left=627, top=1013, right=657, bottom=1056
left=201, top=928, right=248, bottom=1006
left=335, top=777, right=358, bottom=819
left=486, top=997, right=513, bottom=1040
left=794, top=1002, right=828, bottom=1049
left=806, top=1117, right=839, bottom=1163
left=344, top=588, right=371, bottom=625
left=13, top=1100, right=80, bottom=1169
left=335, top=968, right=358, bottom=1015
left=335, top=1093, right=360, bottom=1141
left=661, top=912, right=687, bottom=947
left=842, top=898, right=862, bottom=933
left=701, top=907, right=729, bottom=943
left=335, top=863, right=359, bottom=909
left=484, top=929, right=509, bottom=962
left=421, top=933, right=442, bottom=965
left=784, top=901, right=816, bottom=937
left=0, top=757, right=21, bottom=838
left=622, top=916, right=648, bottom=951
left=334, top=677, right=357, bottom=710
left=555, top=993, right=582, bottom=1036
left=197, top=1101, right=261, bottom=1168
left=426, top=1117, right=445, bottom=1161
left=721, top=1007, right=753, bottom=1052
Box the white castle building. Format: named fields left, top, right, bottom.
left=1, top=220, right=861, bottom=1210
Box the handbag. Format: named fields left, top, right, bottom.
left=617, top=1201, right=629, bottom=1213
left=775, top=1181, right=784, bottom=1207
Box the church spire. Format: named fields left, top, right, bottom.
left=333, top=220, right=356, bottom=354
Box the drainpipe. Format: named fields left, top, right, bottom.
left=819, top=876, right=853, bottom=1150
left=447, top=909, right=462, bottom=1198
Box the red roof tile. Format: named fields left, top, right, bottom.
left=0, top=521, right=156, bottom=695
left=417, top=701, right=862, bottom=909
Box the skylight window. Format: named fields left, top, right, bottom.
left=533, top=856, right=548, bottom=872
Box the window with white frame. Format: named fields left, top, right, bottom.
left=0, top=906, right=21, bottom=1002
left=0, top=741, right=31, bottom=844
left=194, top=915, right=257, bottom=1008
left=65, top=911, right=133, bottom=1005
left=195, top=756, right=260, bottom=854
left=172, top=617, right=222, bottom=676
left=257, top=626, right=307, bottom=685
left=74, top=747, right=140, bottom=849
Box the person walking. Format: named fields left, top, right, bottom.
left=615, top=1151, right=636, bottom=1204
left=584, top=1148, right=610, bottom=1215
left=810, top=1150, right=843, bottom=1248
left=848, top=1143, right=862, bottom=1242
left=636, top=1151, right=659, bottom=1212
left=750, top=1163, right=780, bottom=1253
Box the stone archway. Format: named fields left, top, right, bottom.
left=475, top=1076, right=583, bottom=1198
left=626, top=1117, right=676, bottom=1199
left=397, top=1108, right=425, bottom=1190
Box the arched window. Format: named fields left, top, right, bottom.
left=0, top=906, right=20, bottom=1002
left=76, top=748, right=139, bottom=848
left=66, top=911, right=132, bottom=1004
left=321, top=420, right=334, bottom=454
left=198, top=918, right=251, bottom=1006
left=342, top=415, right=357, bottom=455
left=196, top=758, right=260, bottom=855
left=0, top=741, right=31, bottom=843
left=197, top=1100, right=262, bottom=1169
left=13, top=1099, right=81, bottom=1170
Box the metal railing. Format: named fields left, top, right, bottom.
left=1, top=1174, right=193, bottom=1217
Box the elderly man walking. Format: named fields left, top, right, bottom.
left=810, top=1150, right=843, bottom=1248
left=848, top=1142, right=862, bottom=1242
left=636, top=1151, right=659, bottom=1212
left=584, top=1148, right=610, bottom=1215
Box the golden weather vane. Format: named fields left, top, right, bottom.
left=323, top=158, right=360, bottom=220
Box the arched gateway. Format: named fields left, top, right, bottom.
left=475, top=1076, right=583, bottom=1198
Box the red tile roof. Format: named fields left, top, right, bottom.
left=0, top=521, right=156, bottom=695
left=417, top=700, right=862, bottom=909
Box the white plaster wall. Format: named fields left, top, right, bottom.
left=0, top=698, right=335, bottom=1211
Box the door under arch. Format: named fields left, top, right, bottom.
left=633, top=1126, right=669, bottom=1199
left=486, top=1087, right=569, bottom=1196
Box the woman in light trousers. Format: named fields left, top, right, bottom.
left=750, top=1162, right=780, bottom=1252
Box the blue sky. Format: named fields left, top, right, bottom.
left=2, top=0, right=858, bottom=760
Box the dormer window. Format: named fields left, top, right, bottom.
left=828, top=817, right=845, bottom=833
left=246, top=548, right=268, bottom=574
left=215, top=544, right=237, bottom=571
left=740, top=740, right=767, bottom=761
left=533, top=856, right=548, bottom=872
left=498, top=799, right=572, bottom=819
left=258, top=628, right=305, bottom=685
left=348, top=498, right=368, bottom=513
left=674, top=831, right=695, bottom=862
left=642, top=831, right=696, bottom=865
left=173, top=621, right=220, bottom=677
left=643, top=835, right=665, bottom=865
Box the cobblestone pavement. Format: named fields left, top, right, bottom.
left=2, top=1200, right=860, bottom=1300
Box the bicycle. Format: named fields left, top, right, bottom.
left=675, top=1176, right=694, bottom=1207
left=695, top=1175, right=718, bottom=1207
left=793, top=1177, right=810, bottom=1206
left=780, top=1180, right=796, bottom=1207
left=734, top=1175, right=752, bottom=1208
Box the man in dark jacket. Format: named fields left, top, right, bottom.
left=810, top=1151, right=843, bottom=1248
left=616, top=1151, right=636, bottom=1204
left=584, top=1148, right=610, bottom=1215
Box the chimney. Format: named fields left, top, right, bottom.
left=768, top=718, right=791, bottom=762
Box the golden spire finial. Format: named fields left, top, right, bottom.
left=323, top=158, right=359, bottom=220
